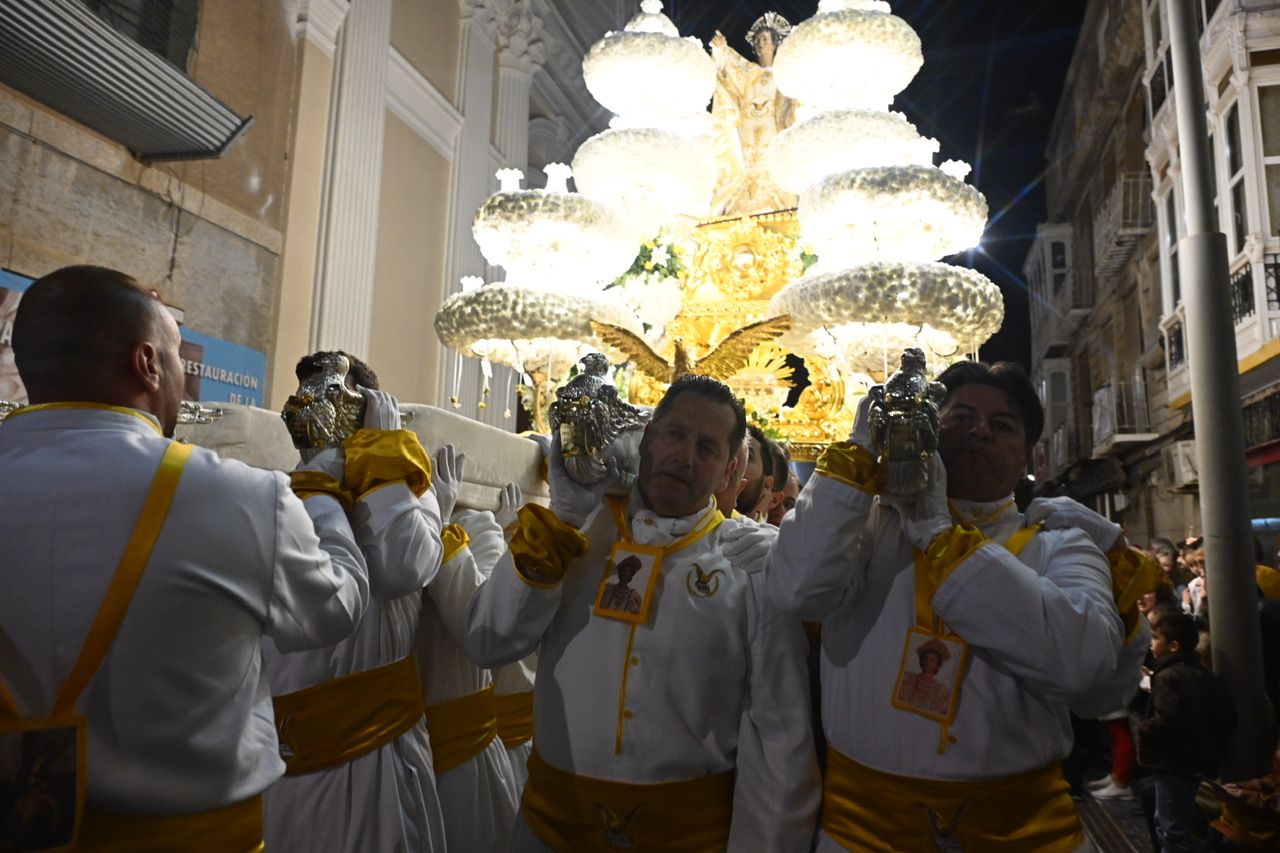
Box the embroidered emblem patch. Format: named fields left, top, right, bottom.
left=685, top=562, right=725, bottom=598
left=595, top=802, right=643, bottom=849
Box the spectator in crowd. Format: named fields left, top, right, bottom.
left=1136, top=609, right=1236, bottom=853
left=734, top=424, right=774, bottom=520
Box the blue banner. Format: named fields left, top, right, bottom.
left=0, top=269, right=264, bottom=406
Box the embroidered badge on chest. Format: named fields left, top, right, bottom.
left=685, top=562, right=725, bottom=598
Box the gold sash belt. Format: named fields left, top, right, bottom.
left=77, top=794, right=264, bottom=852
left=521, top=748, right=734, bottom=853
left=272, top=655, right=425, bottom=777
left=496, top=689, right=534, bottom=749
left=821, top=746, right=1084, bottom=852
left=424, top=684, right=498, bottom=774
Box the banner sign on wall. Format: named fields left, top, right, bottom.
left=0, top=269, right=265, bottom=407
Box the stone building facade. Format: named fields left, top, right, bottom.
left=1030, top=0, right=1280, bottom=546
left=0, top=0, right=611, bottom=424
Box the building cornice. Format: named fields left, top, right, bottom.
left=386, top=49, right=462, bottom=159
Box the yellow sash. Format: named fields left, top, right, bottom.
left=77, top=795, right=263, bottom=852
left=496, top=690, right=534, bottom=749
left=272, top=654, right=426, bottom=777
left=0, top=439, right=254, bottom=851
left=522, top=748, right=734, bottom=853
left=424, top=685, right=498, bottom=774
left=821, top=746, right=1084, bottom=853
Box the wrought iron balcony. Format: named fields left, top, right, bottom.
left=1093, top=172, right=1154, bottom=276
left=1092, top=376, right=1159, bottom=456
left=1231, top=265, right=1256, bottom=325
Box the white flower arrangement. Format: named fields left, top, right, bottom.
left=770, top=261, right=1005, bottom=348
left=609, top=270, right=685, bottom=330
left=434, top=284, right=644, bottom=375
left=804, top=320, right=976, bottom=378
left=768, top=110, right=940, bottom=194
left=799, top=165, right=988, bottom=265
left=572, top=127, right=716, bottom=226
left=818, top=0, right=892, bottom=12
left=773, top=8, right=923, bottom=112
left=583, top=31, right=715, bottom=121
left=472, top=188, right=636, bottom=291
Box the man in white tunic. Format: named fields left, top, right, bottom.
left=0, top=266, right=370, bottom=851
left=263, top=353, right=448, bottom=853
left=414, top=457, right=520, bottom=852
left=770, top=360, right=1153, bottom=852
left=468, top=374, right=820, bottom=852
left=473, top=484, right=538, bottom=792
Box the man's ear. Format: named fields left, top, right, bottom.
left=1167, top=639, right=1182, bottom=656
left=131, top=341, right=162, bottom=393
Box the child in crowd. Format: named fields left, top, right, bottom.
left=1136, top=609, right=1236, bottom=853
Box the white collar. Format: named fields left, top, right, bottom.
left=627, top=486, right=718, bottom=547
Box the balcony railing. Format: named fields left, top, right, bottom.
left=1232, top=265, right=1257, bottom=325
left=1092, top=377, right=1157, bottom=451
left=1244, top=390, right=1280, bottom=450
left=1266, top=254, right=1280, bottom=312
left=1093, top=172, right=1154, bottom=276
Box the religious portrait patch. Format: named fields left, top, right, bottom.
left=891, top=628, right=968, bottom=724
left=0, top=716, right=85, bottom=852
left=593, top=541, right=665, bottom=625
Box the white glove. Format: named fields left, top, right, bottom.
left=495, top=482, right=523, bottom=531
left=433, top=444, right=465, bottom=523
left=880, top=453, right=952, bottom=552
left=1024, top=496, right=1124, bottom=552
left=529, top=432, right=619, bottom=527
left=720, top=520, right=779, bottom=573
left=296, top=446, right=344, bottom=481
left=849, top=393, right=875, bottom=451
left=360, top=386, right=401, bottom=431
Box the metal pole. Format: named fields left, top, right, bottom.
left=1166, top=0, right=1271, bottom=780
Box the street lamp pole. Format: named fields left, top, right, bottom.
left=1166, top=0, right=1270, bottom=779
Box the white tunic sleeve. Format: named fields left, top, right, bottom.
left=727, top=571, right=821, bottom=852
left=466, top=548, right=565, bottom=669
left=266, top=486, right=370, bottom=652
left=427, top=513, right=501, bottom=649
left=768, top=471, right=876, bottom=620
left=1073, top=614, right=1150, bottom=719
left=931, top=528, right=1123, bottom=701
left=352, top=483, right=444, bottom=599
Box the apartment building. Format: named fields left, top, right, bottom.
left=1030, top=0, right=1280, bottom=544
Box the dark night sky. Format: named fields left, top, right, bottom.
left=659, top=0, right=1089, bottom=369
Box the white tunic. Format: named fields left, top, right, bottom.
left=467, top=492, right=820, bottom=853
left=460, top=509, right=537, bottom=792
left=0, top=406, right=369, bottom=813
left=417, top=509, right=520, bottom=853
left=263, top=485, right=448, bottom=853
left=769, top=472, right=1146, bottom=851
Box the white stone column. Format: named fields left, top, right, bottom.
left=437, top=0, right=500, bottom=420
left=309, top=0, right=393, bottom=356
left=494, top=0, right=545, bottom=169
left=465, top=0, right=547, bottom=429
